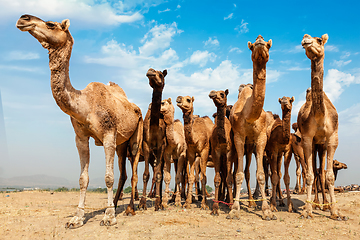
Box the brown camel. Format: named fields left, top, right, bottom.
left=160, top=98, right=187, bottom=207
left=298, top=34, right=347, bottom=220
left=265, top=96, right=295, bottom=212
left=138, top=69, right=167, bottom=211
left=229, top=35, right=275, bottom=220
left=16, top=15, right=143, bottom=228
left=209, top=89, right=235, bottom=216
left=176, top=96, right=214, bottom=209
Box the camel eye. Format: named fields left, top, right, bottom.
left=317, top=38, right=322, bottom=44
left=186, top=99, right=191, bottom=103
left=220, top=93, right=225, bottom=98
left=46, top=22, right=56, bottom=28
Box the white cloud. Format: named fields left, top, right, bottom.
left=341, top=51, right=351, bottom=59
left=235, top=19, right=249, bottom=34
left=289, top=45, right=303, bottom=53
left=325, top=45, right=339, bottom=52
left=139, top=22, right=182, bottom=56
left=266, top=70, right=283, bottom=84
left=339, top=103, right=360, bottom=137
left=332, top=60, right=352, bottom=68
left=177, top=5, right=181, bottom=9
left=189, top=50, right=216, bottom=67
left=288, top=66, right=310, bottom=71
left=158, top=8, right=170, bottom=14
left=7, top=51, right=40, bottom=61
left=224, top=13, right=233, bottom=20
left=0, top=0, right=145, bottom=27
left=204, top=37, right=220, bottom=47
left=229, top=47, right=242, bottom=54
left=324, top=69, right=356, bottom=102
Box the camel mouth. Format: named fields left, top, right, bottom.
left=146, top=72, right=156, bottom=77
left=301, top=38, right=312, bottom=47
left=255, top=41, right=266, bottom=47
left=16, top=23, right=35, bottom=31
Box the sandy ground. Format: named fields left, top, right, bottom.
left=0, top=190, right=359, bottom=239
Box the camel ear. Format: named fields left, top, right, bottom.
left=167, top=97, right=172, bottom=104
left=248, top=41, right=254, bottom=50
left=225, top=89, right=229, bottom=96
left=321, top=34, right=328, bottom=45
left=191, top=96, right=195, bottom=102
left=162, top=69, right=167, bottom=77
left=267, top=39, right=272, bottom=49
left=61, top=19, right=70, bottom=31
left=291, top=96, right=295, bottom=103
left=278, top=98, right=282, bottom=104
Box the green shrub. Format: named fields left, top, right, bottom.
left=206, top=185, right=213, bottom=193
left=54, top=187, right=69, bottom=192
left=123, top=186, right=132, bottom=194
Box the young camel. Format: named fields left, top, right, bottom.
left=139, top=69, right=167, bottom=211
left=160, top=98, right=187, bottom=207
left=229, top=35, right=275, bottom=220
left=298, top=34, right=347, bottom=220
left=209, top=89, right=235, bottom=216
left=176, top=96, right=214, bottom=209
left=16, top=15, right=143, bottom=228
left=265, top=96, right=295, bottom=212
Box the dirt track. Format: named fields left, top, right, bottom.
left=1, top=191, right=359, bottom=239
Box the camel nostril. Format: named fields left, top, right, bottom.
left=20, top=15, right=30, bottom=20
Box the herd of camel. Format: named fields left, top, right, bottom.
left=16, top=14, right=349, bottom=228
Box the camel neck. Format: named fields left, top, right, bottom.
left=48, top=33, right=81, bottom=119
left=215, top=105, right=227, bottom=144
left=281, top=108, right=292, bottom=144
left=311, top=58, right=325, bottom=120
left=248, top=61, right=266, bottom=121
left=150, top=90, right=162, bottom=129
left=164, top=114, right=176, bottom=146
left=183, top=110, right=195, bottom=145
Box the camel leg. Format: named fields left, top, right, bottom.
left=99, top=132, right=117, bottom=226
left=283, top=148, right=294, bottom=212
left=211, top=150, right=221, bottom=216
left=162, top=151, right=171, bottom=208
left=326, top=135, right=347, bottom=220
left=312, top=146, right=321, bottom=209
left=294, top=154, right=301, bottom=194
left=299, top=151, right=307, bottom=194
left=139, top=143, right=150, bottom=210
left=184, top=151, right=196, bottom=209
left=226, top=149, right=234, bottom=207
left=113, top=143, right=128, bottom=209
left=245, top=144, right=256, bottom=207
left=257, top=134, right=276, bottom=220
left=300, top=137, right=315, bottom=219
left=269, top=152, right=279, bottom=212
left=227, top=133, right=244, bottom=220
left=154, top=149, right=164, bottom=211
left=65, top=134, right=90, bottom=229
left=318, top=145, right=330, bottom=211
left=175, top=152, right=186, bottom=207
left=200, top=148, right=209, bottom=210
left=277, top=154, right=285, bottom=207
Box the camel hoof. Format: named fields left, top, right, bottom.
left=343, top=216, right=349, bottom=221
left=307, top=216, right=312, bottom=219
left=264, top=216, right=271, bottom=221
left=272, top=215, right=277, bottom=220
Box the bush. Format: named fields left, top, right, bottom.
left=89, top=188, right=107, bottom=193
left=123, top=186, right=132, bottom=194
left=206, top=185, right=213, bottom=193
left=54, top=187, right=69, bottom=192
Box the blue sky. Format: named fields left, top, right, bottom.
left=0, top=0, right=359, bottom=188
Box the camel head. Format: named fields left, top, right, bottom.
left=16, top=14, right=71, bottom=50
left=248, top=35, right=272, bottom=63
left=176, top=95, right=194, bottom=114
left=278, top=96, right=295, bottom=112
left=160, top=98, right=174, bottom=116
left=146, top=68, right=167, bottom=91
left=333, top=159, right=348, bottom=171
left=301, top=34, right=328, bottom=60
left=209, top=89, right=229, bottom=108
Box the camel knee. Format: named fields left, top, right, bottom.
left=131, top=143, right=139, bottom=156
left=131, top=174, right=138, bottom=185
left=105, top=173, right=114, bottom=188
left=226, top=173, right=233, bottom=187
left=79, top=174, right=89, bottom=190
left=325, top=171, right=335, bottom=186
left=235, top=172, right=244, bottom=185
left=175, top=175, right=181, bottom=185
left=306, top=173, right=314, bottom=185
left=156, top=173, right=162, bottom=183
left=143, top=173, right=150, bottom=182
left=256, top=172, right=265, bottom=185
left=214, top=173, right=221, bottom=188
left=284, top=173, right=290, bottom=185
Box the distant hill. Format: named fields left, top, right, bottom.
left=0, top=174, right=127, bottom=189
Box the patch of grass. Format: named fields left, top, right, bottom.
left=123, top=186, right=132, bottom=194
left=54, top=187, right=69, bottom=192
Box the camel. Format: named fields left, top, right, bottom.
left=160, top=98, right=187, bottom=207
left=265, top=96, right=295, bottom=212
left=209, top=89, right=235, bottom=216
left=228, top=35, right=275, bottom=220
left=138, top=68, right=167, bottom=211
left=298, top=34, right=347, bottom=220
left=16, top=14, right=143, bottom=228
left=176, top=96, right=214, bottom=209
